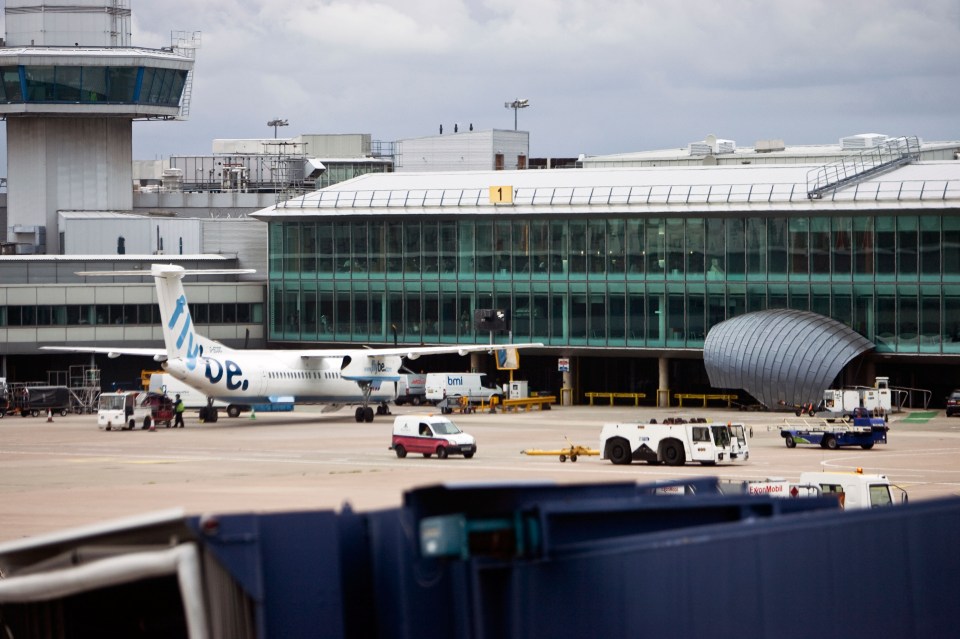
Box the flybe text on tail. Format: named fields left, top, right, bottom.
left=169, top=295, right=202, bottom=363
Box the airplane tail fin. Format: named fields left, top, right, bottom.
left=77, top=264, right=255, bottom=360
left=152, top=264, right=228, bottom=360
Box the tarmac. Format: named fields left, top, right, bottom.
left=3, top=403, right=960, bottom=542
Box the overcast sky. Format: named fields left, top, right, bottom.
left=21, top=1, right=960, bottom=160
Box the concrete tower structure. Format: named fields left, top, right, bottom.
left=0, top=0, right=195, bottom=254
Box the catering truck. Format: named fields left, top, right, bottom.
left=600, top=418, right=750, bottom=466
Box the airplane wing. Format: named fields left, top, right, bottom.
left=40, top=346, right=167, bottom=361
left=298, top=343, right=543, bottom=360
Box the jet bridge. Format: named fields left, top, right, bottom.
left=1, top=479, right=958, bottom=638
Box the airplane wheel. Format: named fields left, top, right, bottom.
left=355, top=407, right=364, bottom=422
left=395, top=444, right=407, bottom=459
left=227, top=405, right=242, bottom=418
left=363, top=407, right=375, bottom=422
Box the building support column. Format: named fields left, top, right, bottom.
left=657, top=357, right=670, bottom=407
left=561, top=368, right=573, bottom=406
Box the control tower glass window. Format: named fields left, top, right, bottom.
left=7, top=65, right=185, bottom=106
left=0, top=67, right=22, bottom=101
left=140, top=67, right=187, bottom=106
left=107, top=67, right=138, bottom=102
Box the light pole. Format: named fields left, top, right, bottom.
left=504, top=98, right=529, bottom=131
left=267, top=118, right=288, bottom=138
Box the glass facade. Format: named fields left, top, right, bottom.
left=0, top=303, right=263, bottom=327
left=316, top=162, right=391, bottom=190
left=0, top=65, right=186, bottom=107
left=268, top=213, right=960, bottom=354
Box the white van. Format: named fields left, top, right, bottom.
left=394, top=373, right=427, bottom=406
left=390, top=414, right=476, bottom=459
left=424, top=373, right=503, bottom=404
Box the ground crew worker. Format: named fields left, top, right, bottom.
left=174, top=394, right=186, bottom=428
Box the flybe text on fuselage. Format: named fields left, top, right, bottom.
left=165, top=356, right=251, bottom=394
left=168, top=294, right=250, bottom=392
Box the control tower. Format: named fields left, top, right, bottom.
left=0, top=0, right=196, bottom=254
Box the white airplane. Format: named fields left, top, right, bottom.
left=43, top=264, right=542, bottom=422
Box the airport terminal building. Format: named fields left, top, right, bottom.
left=253, top=136, right=960, bottom=403
left=3, top=132, right=960, bottom=407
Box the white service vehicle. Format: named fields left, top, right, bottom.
left=720, top=470, right=906, bottom=509
left=820, top=377, right=894, bottom=419
left=600, top=419, right=750, bottom=466
left=97, top=391, right=153, bottom=431
left=424, top=373, right=504, bottom=404
left=394, top=373, right=427, bottom=406
left=822, top=389, right=861, bottom=416
left=798, top=470, right=906, bottom=510
left=390, top=414, right=477, bottom=459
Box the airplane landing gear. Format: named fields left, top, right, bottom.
left=353, top=383, right=382, bottom=422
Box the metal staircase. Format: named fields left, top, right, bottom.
left=806, top=135, right=920, bottom=199
left=172, top=31, right=202, bottom=120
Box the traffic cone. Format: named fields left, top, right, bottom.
left=47, top=409, right=53, bottom=422
left=250, top=407, right=256, bottom=420
left=149, top=419, right=156, bottom=432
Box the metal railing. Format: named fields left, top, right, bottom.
left=275, top=176, right=960, bottom=211
left=806, top=136, right=921, bottom=199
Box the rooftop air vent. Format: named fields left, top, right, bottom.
left=754, top=139, right=785, bottom=153
left=688, top=133, right=735, bottom=156
left=840, top=133, right=888, bottom=150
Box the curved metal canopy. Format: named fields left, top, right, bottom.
left=703, top=309, right=874, bottom=409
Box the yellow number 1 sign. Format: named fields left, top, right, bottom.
left=489, top=185, right=513, bottom=204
